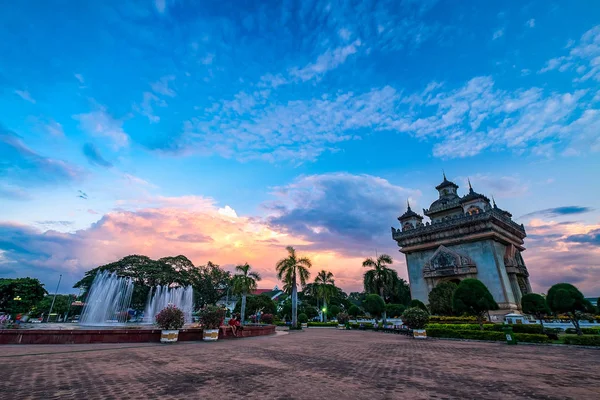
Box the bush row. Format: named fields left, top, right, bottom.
left=565, top=328, right=600, bottom=335
left=307, top=322, right=339, bottom=327
left=425, top=323, right=544, bottom=334
left=562, top=335, right=600, bottom=346
left=426, top=328, right=550, bottom=343
left=428, top=316, right=479, bottom=324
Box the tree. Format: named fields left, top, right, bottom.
left=387, top=277, right=412, bottom=306
left=0, top=278, right=48, bottom=314
left=452, top=279, right=499, bottom=330
left=547, top=283, right=593, bottom=336
left=348, top=304, right=361, bottom=317
left=363, top=294, right=385, bottom=320
left=233, top=294, right=276, bottom=316
left=385, top=303, right=406, bottom=318
left=428, top=281, right=457, bottom=316
left=32, top=294, right=74, bottom=319
left=521, top=293, right=550, bottom=331
left=409, top=299, right=428, bottom=313
left=314, top=270, right=336, bottom=322
left=348, top=292, right=366, bottom=306
left=275, top=246, right=312, bottom=327
left=188, top=261, right=231, bottom=309
left=232, top=263, right=261, bottom=325
left=402, top=307, right=429, bottom=330
left=327, top=305, right=341, bottom=319
left=363, top=254, right=396, bottom=321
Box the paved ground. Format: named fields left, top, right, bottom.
left=1, top=329, right=599, bottom=399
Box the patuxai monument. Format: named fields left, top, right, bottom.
left=392, top=174, right=532, bottom=315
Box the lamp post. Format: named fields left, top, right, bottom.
left=47, top=274, right=62, bottom=323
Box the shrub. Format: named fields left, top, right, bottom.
left=562, top=335, right=600, bottom=346
left=337, top=312, right=350, bottom=324
left=261, top=313, right=274, bottom=324
left=547, top=283, right=592, bottom=335
left=328, top=305, right=341, bottom=319
left=425, top=323, right=544, bottom=334
left=402, top=307, right=429, bottom=329
left=429, top=315, right=478, bottom=324
left=452, top=279, right=498, bottom=329
left=428, top=281, right=457, bottom=316
left=426, top=327, right=550, bottom=343
left=199, top=305, right=225, bottom=329
left=298, top=313, right=308, bottom=323
left=565, top=327, right=600, bottom=335
left=363, top=294, right=385, bottom=319
left=348, top=304, right=361, bottom=317
left=385, top=303, right=406, bottom=318
left=308, top=322, right=338, bottom=327
left=155, top=305, right=185, bottom=330
left=409, top=299, right=428, bottom=313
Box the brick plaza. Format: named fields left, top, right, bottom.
left=1, top=329, right=599, bottom=399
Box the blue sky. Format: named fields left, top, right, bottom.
left=1, top=0, right=599, bottom=295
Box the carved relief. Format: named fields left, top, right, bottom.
left=423, top=245, right=477, bottom=278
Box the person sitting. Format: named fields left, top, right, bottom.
left=228, top=314, right=242, bottom=336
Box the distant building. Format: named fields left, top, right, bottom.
left=392, top=175, right=532, bottom=315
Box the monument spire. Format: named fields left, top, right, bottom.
left=468, top=177, right=473, bottom=192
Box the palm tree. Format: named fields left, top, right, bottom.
left=232, top=263, right=261, bottom=325
left=276, top=246, right=312, bottom=327
left=363, top=254, right=396, bottom=322
left=314, top=270, right=335, bottom=322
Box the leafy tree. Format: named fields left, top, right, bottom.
left=363, top=254, right=396, bottom=321
left=409, top=299, right=428, bottom=313
left=547, top=283, right=593, bottom=336
left=387, top=277, right=412, bottom=306
left=363, top=294, right=385, bottom=320
left=188, top=261, right=231, bottom=308
left=327, top=305, right=341, bottom=319
left=348, top=304, right=361, bottom=317
left=348, top=292, right=366, bottom=306
left=428, top=282, right=457, bottom=316
left=0, top=278, right=48, bottom=314
left=402, top=307, right=429, bottom=330
left=521, top=293, right=551, bottom=331
left=385, top=303, right=406, bottom=318
left=452, top=279, right=499, bottom=330
left=234, top=294, right=276, bottom=316
left=276, top=246, right=312, bottom=327
left=298, top=313, right=308, bottom=323
left=314, top=270, right=336, bottom=322
left=232, top=263, right=261, bottom=325
left=32, top=294, right=75, bottom=318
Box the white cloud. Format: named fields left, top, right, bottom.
left=492, top=28, right=504, bottom=40
left=289, top=39, right=362, bottom=82
left=73, top=106, right=129, bottom=149
left=526, top=19, right=535, bottom=28
left=134, top=92, right=166, bottom=123
left=539, top=25, right=600, bottom=81
left=15, top=90, right=35, bottom=104
left=74, top=74, right=84, bottom=84
left=155, top=0, right=166, bottom=14
left=218, top=205, right=238, bottom=218
left=150, top=75, right=176, bottom=97
left=201, top=53, right=214, bottom=65
left=338, top=28, right=352, bottom=41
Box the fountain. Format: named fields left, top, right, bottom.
left=80, top=271, right=134, bottom=326
left=144, top=285, right=194, bottom=324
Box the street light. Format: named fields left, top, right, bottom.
left=13, top=296, right=22, bottom=301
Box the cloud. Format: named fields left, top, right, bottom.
left=0, top=184, right=30, bottom=200
left=14, top=90, right=35, bottom=103
left=265, top=173, right=420, bottom=257
left=492, top=29, right=504, bottom=40
left=73, top=105, right=129, bottom=149
left=565, top=229, right=600, bottom=246
left=134, top=92, right=165, bottom=123
left=74, top=74, right=84, bottom=84
left=289, top=39, right=362, bottom=82
left=0, top=126, right=81, bottom=188
left=155, top=0, right=166, bottom=14
left=150, top=75, right=176, bottom=97
left=35, top=221, right=74, bottom=228
left=458, top=174, right=528, bottom=199
left=526, top=19, right=535, bottom=28
left=539, top=25, right=600, bottom=82
left=521, top=206, right=594, bottom=219
left=82, top=143, right=113, bottom=168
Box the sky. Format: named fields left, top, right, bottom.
left=1, top=0, right=599, bottom=296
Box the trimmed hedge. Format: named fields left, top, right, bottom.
left=349, top=322, right=374, bottom=329
left=565, top=328, right=600, bottom=335
left=426, top=327, right=550, bottom=343
left=428, top=316, right=478, bottom=324
left=426, top=323, right=544, bottom=334
left=307, top=322, right=338, bottom=327
left=562, top=335, right=600, bottom=346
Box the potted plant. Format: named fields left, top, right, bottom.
left=199, top=305, right=225, bottom=341
left=337, top=312, right=349, bottom=330
left=298, top=313, right=308, bottom=328
left=156, top=305, right=185, bottom=343
left=402, top=307, right=429, bottom=339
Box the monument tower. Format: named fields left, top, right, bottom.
left=392, top=175, right=532, bottom=314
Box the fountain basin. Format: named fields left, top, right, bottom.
left=0, top=325, right=276, bottom=344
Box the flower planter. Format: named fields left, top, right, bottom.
left=413, top=329, right=427, bottom=339
left=337, top=324, right=346, bottom=330
left=301, top=323, right=308, bottom=328
left=160, top=330, right=179, bottom=343
left=203, top=329, right=219, bottom=341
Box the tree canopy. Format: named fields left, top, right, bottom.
left=521, top=293, right=550, bottom=330
left=547, top=283, right=592, bottom=335
left=363, top=254, right=396, bottom=298
left=452, top=279, right=498, bottom=330
left=428, top=281, right=457, bottom=316
left=275, top=246, right=312, bottom=326
left=363, top=294, right=385, bottom=319
left=0, top=277, right=48, bottom=314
